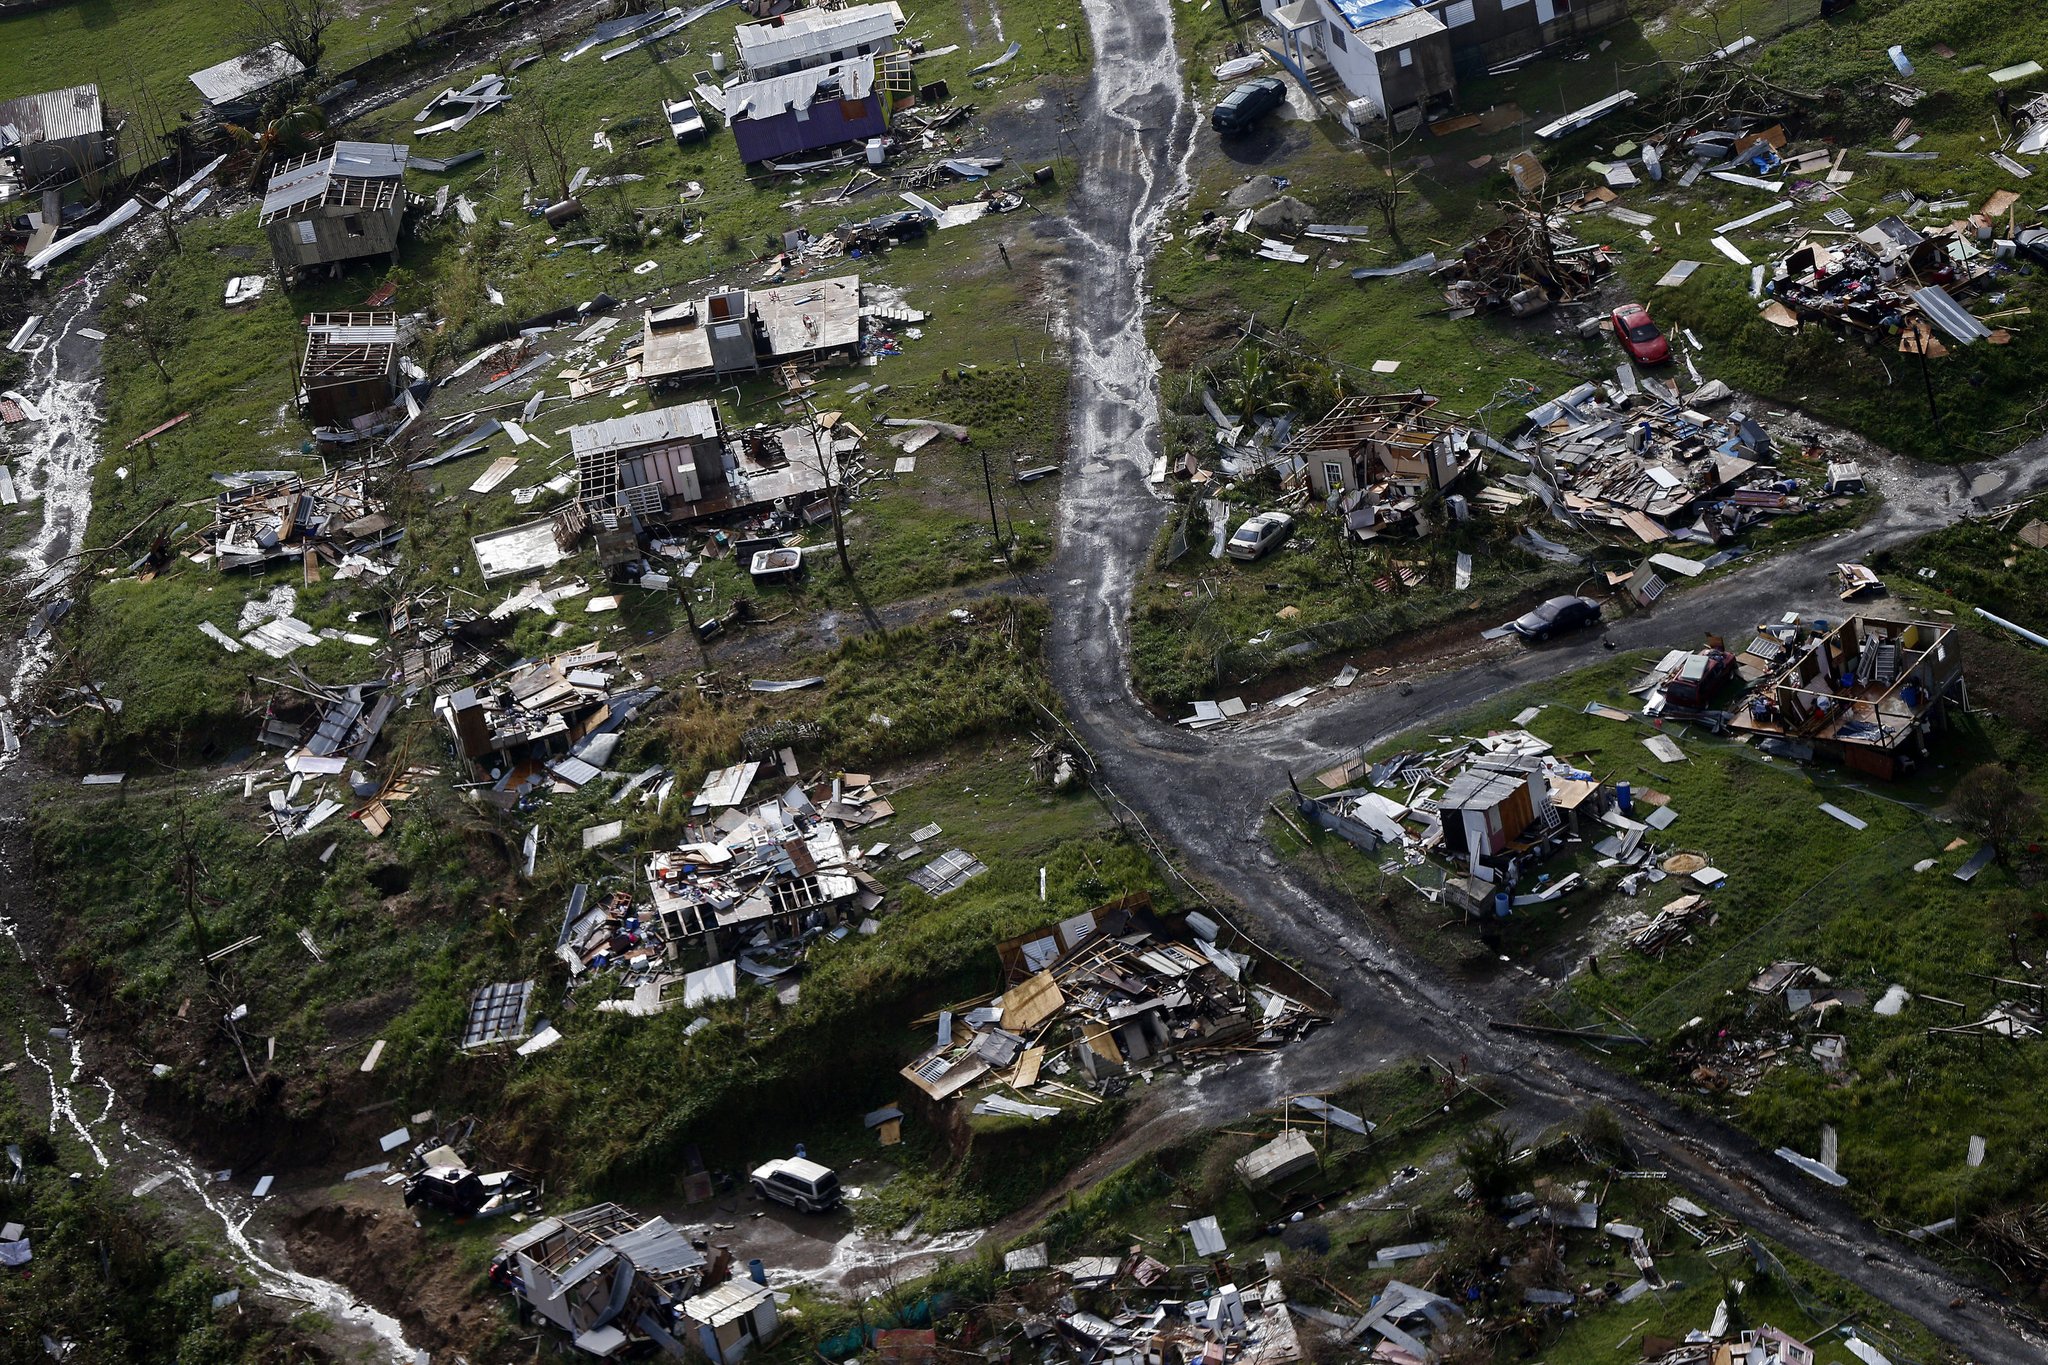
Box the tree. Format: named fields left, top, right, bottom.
left=241, top=0, right=334, bottom=79
left=1950, top=762, right=2040, bottom=865
left=1455, top=1122, right=1517, bottom=1206
left=502, top=87, right=575, bottom=204
left=114, top=290, right=175, bottom=384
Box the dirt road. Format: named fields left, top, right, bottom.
left=1045, top=0, right=2048, bottom=1356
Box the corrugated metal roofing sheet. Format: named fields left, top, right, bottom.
left=1910, top=285, right=1992, bottom=345
left=0, top=85, right=103, bottom=147
left=190, top=43, right=307, bottom=106
left=727, top=56, right=877, bottom=121
left=261, top=141, right=408, bottom=218
left=735, top=1, right=902, bottom=70
left=569, top=402, right=720, bottom=456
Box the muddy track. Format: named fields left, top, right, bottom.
left=1043, top=0, right=2048, bottom=1355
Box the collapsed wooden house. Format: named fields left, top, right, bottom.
left=205, top=470, right=398, bottom=574
left=300, top=311, right=401, bottom=428
left=1729, top=615, right=1966, bottom=779
left=899, top=895, right=1327, bottom=1107
left=1284, top=392, right=1476, bottom=535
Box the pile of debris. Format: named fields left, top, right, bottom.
left=1514, top=375, right=1809, bottom=546
left=899, top=894, right=1325, bottom=1113
left=204, top=469, right=399, bottom=574
left=1765, top=213, right=2000, bottom=351
left=1297, top=729, right=1609, bottom=907
left=635, top=774, right=883, bottom=966
left=1437, top=204, right=1613, bottom=316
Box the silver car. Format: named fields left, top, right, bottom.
left=1226, top=511, right=1295, bottom=561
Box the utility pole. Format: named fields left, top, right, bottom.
left=1913, top=333, right=1944, bottom=448
left=678, top=578, right=711, bottom=668
left=978, top=445, right=1007, bottom=562
left=801, top=399, right=854, bottom=577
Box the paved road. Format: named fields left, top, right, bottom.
left=1049, top=0, right=2048, bottom=1355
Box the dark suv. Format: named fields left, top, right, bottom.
left=1212, top=77, right=1287, bottom=133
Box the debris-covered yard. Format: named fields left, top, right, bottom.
left=1273, top=564, right=2048, bottom=1287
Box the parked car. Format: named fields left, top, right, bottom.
left=750, top=1157, right=843, bottom=1213
left=1660, top=648, right=1736, bottom=710
left=402, top=1162, right=537, bottom=1220
left=664, top=96, right=709, bottom=144
left=1225, top=510, right=1295, bottom=561
left=1510, top=595, right=1602, bottom=642
left=1610, top=303, right=1670, bottom=365
left=1211, top=77, right=1287, bottom=134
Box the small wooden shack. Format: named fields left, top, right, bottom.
left=260, top=141, right=408, bottom=279
left=300, top=312, right=400, bottom=428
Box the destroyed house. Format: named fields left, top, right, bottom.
left=260, top=141, right=408, bottom=278
left=1730, top=615, right=1964, bottom=779
left=300, top=312, right=400, bottom=428
left=678, top=1278, right=782, bottom=1363
left=1263, top=0, right=1454, bottom=128
left=0, top=85, right=114, bottom=194
left=1769, top=220, right=1992, bottom=345
left=641, top=276, right=864, bottom=384
left=1521, top=378, right=1787, bottom=545
left=1284, top=392, right=1473, bottom=533
left=189, top=43, right=308, bottom=123
left=734, top=2, right=906, bottom=80
left=727, top=57, right=889, bottom=164
left=1437, top=755, right=1556, bottom=865
left=901, top=895, right=1326, bottom=1104
left=572, top=402, right=731, bottom=526
left=642, top=797, right=865, bottom=960
left=206, top=470, right=397, bottom=574
left=495, top=1204, right=710, bottom=1358
left=258, top=680, right=394, bottom=768
left=441, top=649, right=662, bottom=792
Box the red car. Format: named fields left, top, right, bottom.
left=1611, top=303, right=1670, bottom=365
